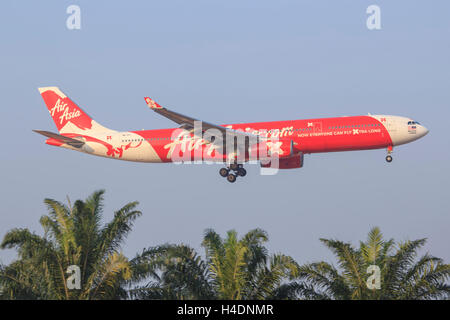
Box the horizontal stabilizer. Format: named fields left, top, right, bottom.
left=33, top=130, right=85, bottom=148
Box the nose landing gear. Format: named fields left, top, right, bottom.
left=386, top=146, right=393, bottom=163
left=219, top=164, right=246, bottom=183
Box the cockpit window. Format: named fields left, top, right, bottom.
left=408, top=121, right=420, bottom=125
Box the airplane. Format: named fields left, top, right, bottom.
left=34, top=87, right=429, bottom=183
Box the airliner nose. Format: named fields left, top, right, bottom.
left=420, top=125, right=429, bottom=137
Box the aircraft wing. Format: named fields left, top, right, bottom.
left=33, top=130, right=85, bottom=148
left=144, top=97, right=259, bottom=148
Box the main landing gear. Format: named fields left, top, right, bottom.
left=219, top=164, right=247, bottom=183
left=386, top=146, right=393, bottom=163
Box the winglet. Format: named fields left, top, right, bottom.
left=144, top=97, right=163, bottom=109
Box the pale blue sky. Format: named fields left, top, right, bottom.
left=0, top=1, right=449, bottom=266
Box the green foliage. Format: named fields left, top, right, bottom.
left=129, top=228, right=299, bottom=300
left=127, top=244, right=214, bottom=300
left=1, top=194, right=449, bottom=301
left=296, top=227, right=450, bottom=300
left=0, top=190, right=141, bottom=300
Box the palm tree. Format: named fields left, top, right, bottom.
left=202, top=228, right=299, bottom=299
left=0, top=190, right=141, bottom=300
left=128, top=244, right=214, bottom=299
left=296, top=227, right=450, bottom=300
left=128, top=228, right=299, bottom=300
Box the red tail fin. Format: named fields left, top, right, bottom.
left=38, top=87, right=94, bottom=133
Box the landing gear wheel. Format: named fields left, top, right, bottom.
left=386, top=155, right=393, bottom=163
left=230, top=163, right=239, bottom=171
left=237, top=168, right=247, bottom=177
left=219, top=168, right=229, bottom=177
left=227, top=174, right=237, bottom=183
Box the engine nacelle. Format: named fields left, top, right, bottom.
left=248, top=139, right=300, bottom=160
left=260, top=152, right=304, bottom=169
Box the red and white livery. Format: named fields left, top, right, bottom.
left=35, top=87, right=429, bottom=183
